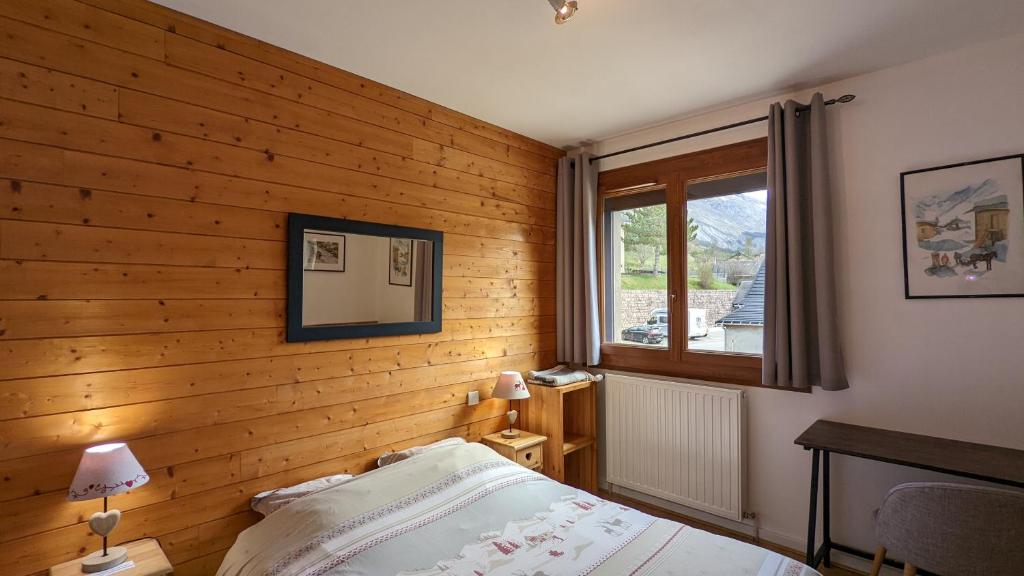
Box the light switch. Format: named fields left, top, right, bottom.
left=466, top=390, right=480, bottom=406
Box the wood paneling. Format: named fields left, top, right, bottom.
left=0, top=1, right=561, bottom=573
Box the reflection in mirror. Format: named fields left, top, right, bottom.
left=302, top=231, right=435, bottom=327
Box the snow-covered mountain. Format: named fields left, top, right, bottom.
left=914, top=179, right=999, bottom=221
left=687, top=192, right=767, bottom=251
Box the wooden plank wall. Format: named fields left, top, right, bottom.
left=0, top=1, right=561, bottom=573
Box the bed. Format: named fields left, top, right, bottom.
left=217, top=442, right=819, bottom=576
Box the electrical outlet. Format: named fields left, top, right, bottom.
left=466, top=391, right=480, bottom=406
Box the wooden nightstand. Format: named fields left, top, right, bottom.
left=482, top=431, right=547, bottom=471
left=50, top=538, right=172, bottom=576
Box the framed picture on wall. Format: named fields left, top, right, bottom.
left=900, top=154, right=1024, bottom=298
left=389, top=237, right=413, bottom=286
left=303, top=231, right=346, bottom=272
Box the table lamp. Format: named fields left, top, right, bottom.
left=493, top=371, right=530, bottom=439
left=67, top=442, right=150, bottom=573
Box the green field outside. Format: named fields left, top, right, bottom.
left=620, top=273, right=734, bottom=291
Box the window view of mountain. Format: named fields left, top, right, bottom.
left=687, top=190, right=768, bottom=252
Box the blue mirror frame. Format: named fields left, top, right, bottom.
left=286, top=213, right=443, bottom=342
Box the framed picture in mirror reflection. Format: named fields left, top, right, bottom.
left=303, top=231, right=346, bottom=272
left=389, top=238, right=413, bottom=286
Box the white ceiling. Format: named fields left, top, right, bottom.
left=154, top=0, right=1024, bottom=148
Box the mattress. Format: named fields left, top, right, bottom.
left=217, top=443, right=819, bottom=576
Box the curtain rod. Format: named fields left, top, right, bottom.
left=585, top=94, right=855, bottom=165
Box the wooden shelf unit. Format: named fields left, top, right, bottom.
left=521, top=380, right=598, bottom=493
left=562, top=433, right=595, bottom=455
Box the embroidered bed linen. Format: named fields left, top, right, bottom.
left=217, top=443, right=819, bottom=576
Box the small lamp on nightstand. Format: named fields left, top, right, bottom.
left=68, top=442, right=150, bottom=573
left=493, top=371, right=530, bottom=439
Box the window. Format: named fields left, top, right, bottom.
left=597, top=139, right=767, bottom=386
left=686, top=173, right=767, bottom=355
left=603, top=187, right=669, bottom=348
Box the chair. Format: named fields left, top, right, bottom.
left=869, top=482, right=1024, bottom=576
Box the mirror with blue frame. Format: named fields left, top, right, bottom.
left=287, top=213, right=443, bottom=342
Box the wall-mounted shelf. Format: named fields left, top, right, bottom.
left=522, top=379, right=598, bottom=493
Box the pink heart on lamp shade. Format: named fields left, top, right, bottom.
left=125, top=480, right=133, bottom=487
left=89, top=509, right=121, bottom=537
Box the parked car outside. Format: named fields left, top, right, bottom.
left=620, top=321, right=665, bottom=344
left=654, top=307, right=709, bottom=339
left=620, top=308, right=708, bottom=345
left=688, top=308, right=709, bottom=339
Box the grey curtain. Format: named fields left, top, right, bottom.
left=556, top=151, right=600, bottom=366
left=763, top=93, right=848, bottom=390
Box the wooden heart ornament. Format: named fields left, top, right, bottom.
left=89, top=509, right=121, bottom=537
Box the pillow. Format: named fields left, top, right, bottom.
left=377, top=437, right=466, bottom=468
left=250, top=473, right=354, bottom=516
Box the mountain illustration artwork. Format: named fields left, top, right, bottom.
left=912, top=178, right=1009, bottom=280
left=902, top=155, right=1023, bottom=298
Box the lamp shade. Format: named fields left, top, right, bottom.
left=68, top=442, right=150, bottom=502
left=493, top=371, right=530, bottom=400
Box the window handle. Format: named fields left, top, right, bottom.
left=670, top=290, right=678, bottom=302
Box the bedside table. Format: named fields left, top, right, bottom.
left=482, top=431, right=547, bottom=471
left=50, top=538, right=172, bottom=576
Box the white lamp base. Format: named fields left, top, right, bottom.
left=501, top=429, right=521, bottom=439
left=80, top=546, right=128, bottom=573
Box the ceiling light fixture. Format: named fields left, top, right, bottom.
left=548, top=0, right=578, bottom=24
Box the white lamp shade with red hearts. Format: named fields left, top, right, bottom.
left=68, top=442, right=150, bottom=502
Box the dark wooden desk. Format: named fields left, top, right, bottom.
left=795, top=419, right=1024, bottom=571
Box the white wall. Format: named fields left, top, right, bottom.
left=592, top=31, right=1024, bottom=567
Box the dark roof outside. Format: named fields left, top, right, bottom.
left=717, top=262, right=765, bottom=327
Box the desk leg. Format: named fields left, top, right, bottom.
left=806, top=448, right=819, bottom=566
left=822, top=450, right=831, bottom=567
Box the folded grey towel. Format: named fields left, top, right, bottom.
left=527, top=365, right=602, bottom=387
left=527, top=365, right=566, bottom=380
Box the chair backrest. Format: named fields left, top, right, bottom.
left=875, top=482, right=1024, bottom=576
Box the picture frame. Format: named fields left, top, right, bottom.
left=389, top=237, right=413, bottom=286
left=303, top=231, right=346, bottom=272
left=900, top=153, right=1024, bottom=299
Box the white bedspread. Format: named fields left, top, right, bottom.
left=217, top=443, right=819, bottom=576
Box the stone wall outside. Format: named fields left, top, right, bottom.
left=620, top=290, right=666, bottom=328
left=688, top=289, right=737, bottom=325
left=619, top=289, right=736, bottom=328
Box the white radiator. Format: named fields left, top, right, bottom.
left=606, top=374, right=745, bottom=521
